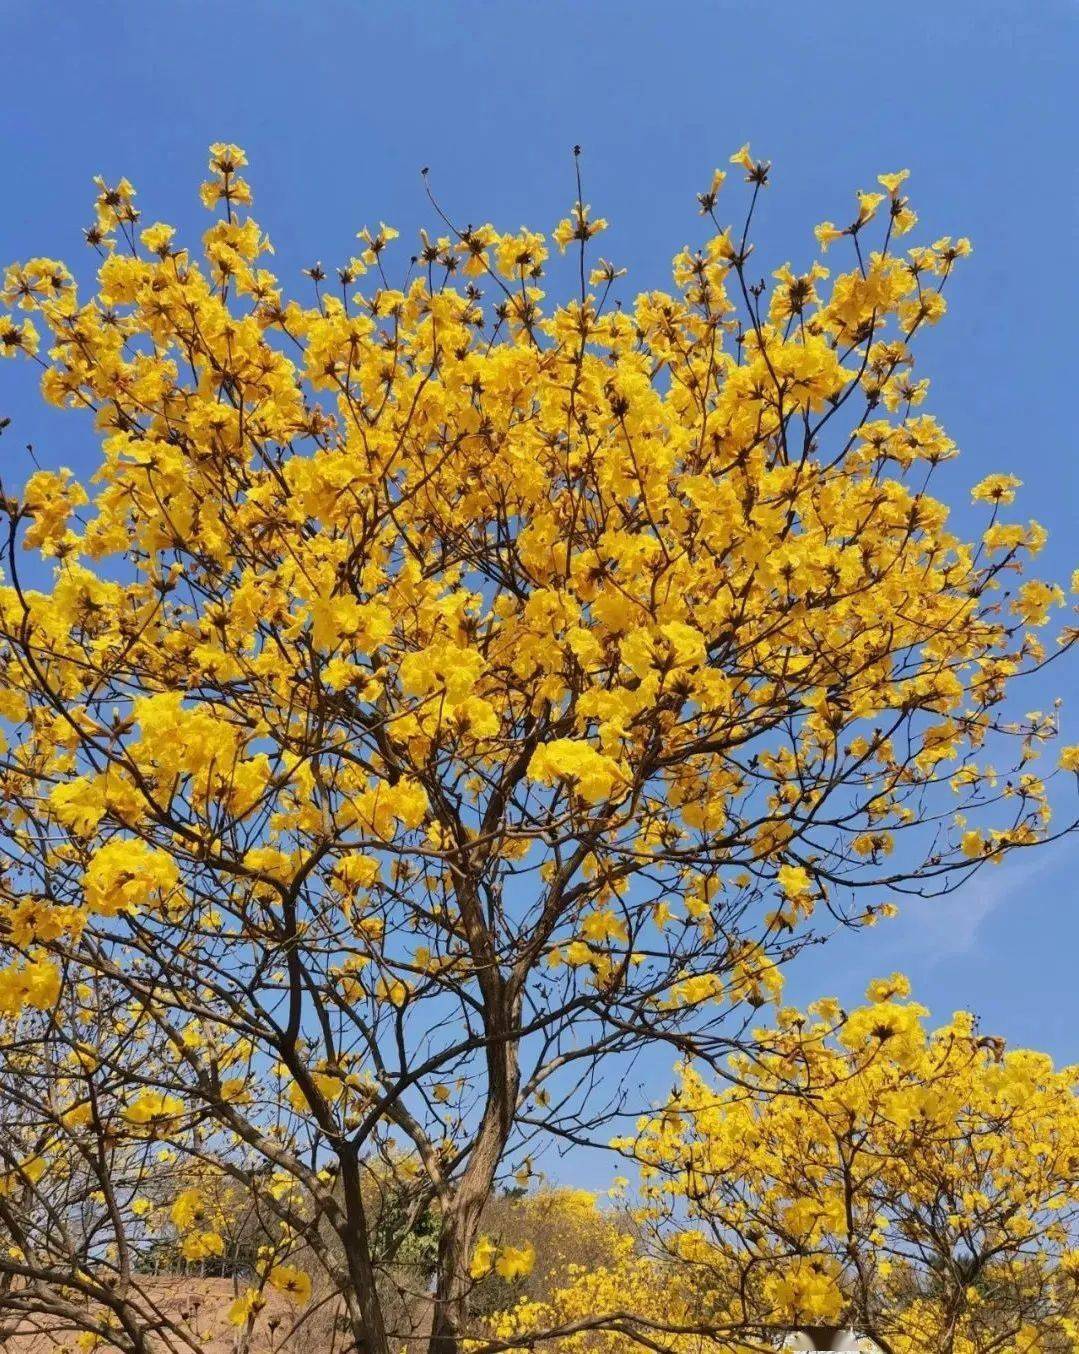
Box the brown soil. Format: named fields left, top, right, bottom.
left=0, top=1276, right=307, bottom=1353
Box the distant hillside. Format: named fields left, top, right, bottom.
left=2, top=1278, right=305, bottom=1354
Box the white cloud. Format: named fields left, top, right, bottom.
left=889, top=838, right=1076, bottom=964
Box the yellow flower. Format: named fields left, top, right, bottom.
left=878, top=169, right=911, bottom=195
left=961, top=829, right=986, bottom=858
left=170, top=1187, right=207, bottom=1231
left=855, top=190, right=885, bottom=224
left=268, top=1264, right=312, bottom=1304
left=777, top=863, right=811, bottom=898
left=470, top=1234, right=498, bottom=1278
left=0, top=315, right=39, bottom=357
left=527, top=739, right=627, bottom=806
left=181, top=1230, right=224, bottom=1261
left=227, top=1288, right=265, bottom=1326
left=729, top=142, right=755, bottom=173
left=495, top=1242, right=536, bottom=1281
left=866, top=972, right=911, bottom=1002
left=580, top=910, right=628, bottom=944
left=139, top=222, right=176, bottom=255
left=971, top=472, right=1022, bottom=505
left=82, top=838, right=180, bottom=917
left=0, top=958, right=61, bottom=1020
left=814, top=221, right=844, bottom=251
left=122, top=1090, right=185, bottom=1128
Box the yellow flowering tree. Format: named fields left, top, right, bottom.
left=0, top=142, right=1075, bottom=1352
left=599, top=981, right=1079, bottom=1353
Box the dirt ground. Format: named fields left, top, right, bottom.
left=0, top=1276, right=309, bottom=1353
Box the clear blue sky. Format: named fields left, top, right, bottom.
left=1, top=0, right=1076, bottom=1072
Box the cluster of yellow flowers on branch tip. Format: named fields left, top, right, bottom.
left=0, top=142, right=1074, bottom=1354
left=471, top=1234, right=537, bottom=1281
left=0, top=955, right=60, bottom=1018
left=227, top=1264, right=312, bottom=1329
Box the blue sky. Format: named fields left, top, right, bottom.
left=0, top=0, right=1076, bottom=1074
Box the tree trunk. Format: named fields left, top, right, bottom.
left=338, top=1151, right=393, bottom=1354
left=426, top=989, right=520, bottom=1354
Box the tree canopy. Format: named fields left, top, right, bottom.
left=0, top=143, right=1075, bottom=1354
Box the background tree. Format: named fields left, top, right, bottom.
left=597, top=979, right=1078, bottom=1353
left=0, top=142, right=1075, bottom=1353
left=470, top=1186, right=634, bottom=1322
